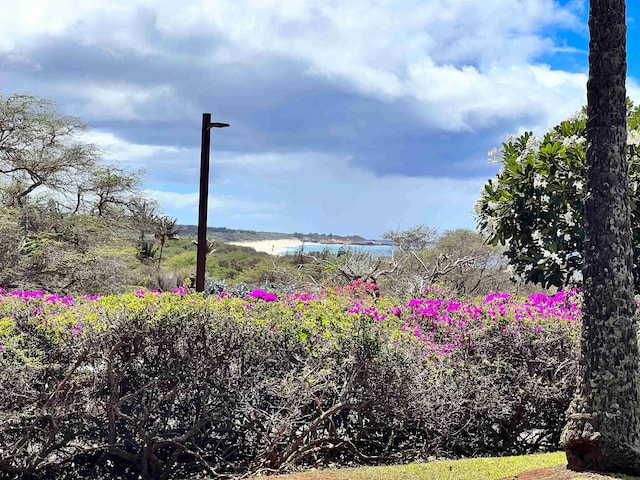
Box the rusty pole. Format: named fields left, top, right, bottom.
left=195, top=113, right=229, bottom=292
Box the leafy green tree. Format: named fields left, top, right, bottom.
left=561, top=0, right=640, bottom=473
left=476, top=102, right=640, bottom=290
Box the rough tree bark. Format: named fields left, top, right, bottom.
left=561, top=0, right=640, bottom=473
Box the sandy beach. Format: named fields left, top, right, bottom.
left=228, top=238, right=304, bottom=255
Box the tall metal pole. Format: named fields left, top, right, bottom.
left=196, top=113, right=229, bottom=293
left=196, top=113, right=212, bottom=293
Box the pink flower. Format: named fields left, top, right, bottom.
left=246, top=289, right=278, bottom=302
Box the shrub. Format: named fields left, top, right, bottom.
left=0, top=285, right=579, bottom=479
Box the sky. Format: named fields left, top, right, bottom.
left=2, top=0, right=640, bottom=239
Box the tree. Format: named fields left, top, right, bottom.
left=0, top=95, right=97, bottom=208
left=0, top=93, right=145, bottom=220
left=153, top=215, right=183, bottom=268
left=0, top=207, right=22, bottom=286
left=81, top=166, right=142, bottom=218
left=382, top=224, right=438, bottom=252
left=0, top=94, right=102, bottom=212
left=561, top=0, right=640, bottom=473
left=430, top=229, right=517, bottom=296
left=0, top=93, right=159, bottom=294
left=1, top=204, right=143, bottom=294
left=476, top=103, right=640, bottom=290
left=284, top=226, right=520, bottom=298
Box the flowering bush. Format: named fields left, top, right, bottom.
left=476, top=102, right=640, bottom=290
left=246, top=289, right=278, bottom=302
left=0, top=285, right=580, bottom=479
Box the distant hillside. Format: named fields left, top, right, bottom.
left=177, top=226, right=293, bottom=242
left=177, top=226, right=386, bottom=245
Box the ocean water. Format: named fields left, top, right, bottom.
left=281, top=242, right=393, bottom=257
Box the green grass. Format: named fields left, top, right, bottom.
left=262, top=451, right=637, bottom=480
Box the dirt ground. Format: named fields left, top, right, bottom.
left=498, top=466, right=634, bottom=480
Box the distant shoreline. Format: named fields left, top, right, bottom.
left=299, top=239, right=390, bottom=246
left=229, top=239, right=393, bottom=257
left=280, top=242, right=393, bottom=257
left=228, top=238, right=304, bottom=255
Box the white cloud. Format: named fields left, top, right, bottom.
left=145, top=189, right=282, bottom=214
left=83, top=130, right=183, bottom=160
left=145, top=190, right=199, bottom=209
left=60, top=83, right=184, bottom=122
left=2, top=0, right=589, bottom=132
left=193, top=0, right=587, bottom=131
left=407, top=62, right=587, bottom=131
left=0, top=1, right=160, bottom=55
left=216, top=152, right=304, bottom=172
left=628, top=77, right=640, bottom=104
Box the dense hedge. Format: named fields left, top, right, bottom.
left=0, top=283, right=579, bottom=479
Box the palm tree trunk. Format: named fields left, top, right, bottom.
left=561, top=0, right=640, bottom=473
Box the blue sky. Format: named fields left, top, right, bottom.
left=1, top=0, right=639, bottom=238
